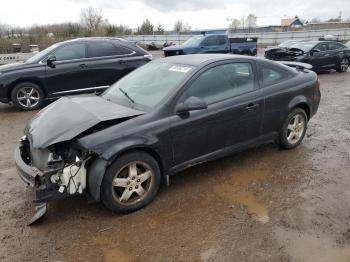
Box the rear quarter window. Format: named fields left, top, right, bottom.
left=259, top=63, right=293, bottom=87
left=87, top=42, right=133, bottom=58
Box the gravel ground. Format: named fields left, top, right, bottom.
left=0, top=53, right=349, bottom=261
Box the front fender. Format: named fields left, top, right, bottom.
left=101, top=135, right=159, bottom=161
left=88, top=157, right=109, bottom=202
left=87, top=136, right=163, bottom=202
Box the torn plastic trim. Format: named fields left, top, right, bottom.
left=27, top=203, right=47, bottom=226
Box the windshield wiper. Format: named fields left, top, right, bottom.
left=118, top=88, right=134, bottom=103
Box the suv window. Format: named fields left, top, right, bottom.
left=217, top=36, right=226, bottom=45
left=261, top=65, right=290, bottom=86
left=328, top=42, right=344, bottom=50
left=204, top=36, right=222, bottom=46
left=184, top=63, right=255, bottom=104
left=87, top=42, right=133, bottom=58
left=52, top=43, right=86, bottom=61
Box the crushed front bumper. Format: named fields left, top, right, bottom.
left=14, top=143, right=42, bottom=187
left=14, top=142, right=66, bottom=225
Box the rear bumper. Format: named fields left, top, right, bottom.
left=14, top=143, right=41, bottom=186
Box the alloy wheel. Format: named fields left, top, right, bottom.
left=16, top=87, right=40, bottom=108
left=286, top=114, right=305, bottom=145
left=112, top=161, right=154, bottom=205
left=340, top=58, right=349, bottom=72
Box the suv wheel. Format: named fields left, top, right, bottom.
left=101, top=151, right=161, bottom=213
left=337, top=58, right=349, bottom=73
left=277, top=108, right=308, bottom=149
left=11, top=82, right=44, bottom=110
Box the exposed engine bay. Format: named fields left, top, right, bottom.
left=19, top=137, right=91, bottom=224
left=265, top=48, right=305, bottom=61
left=21, top=136, right=90, bottom=195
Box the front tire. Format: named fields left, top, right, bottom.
left=101, top=151, right=161, bottom=213
left=337, top=57, right=349, bottom=73
left=11, top=82, right=44, bottom=110
left=277, top=108, right=308, bottom=149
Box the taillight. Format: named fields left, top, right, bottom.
left=144, top=54, right=153, bottom=61
left=316, top=78, right=321, bottom=92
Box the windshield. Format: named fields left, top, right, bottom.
left=25, top=44, right=59, bottom=63
left=182, top=36, right=205, bottom=46
left=103, top=62, right=193, bottom=108
left=289, top=42, right=316, bottom=52
left=278, top=40, right=300, bottom=48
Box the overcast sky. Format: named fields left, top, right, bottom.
left=1, top=0, right=349, bottom=30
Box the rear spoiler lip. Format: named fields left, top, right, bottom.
left=279, top=61, right=313, bottom=70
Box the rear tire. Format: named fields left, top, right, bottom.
left=101, top=151, right=161, bottom=214
left=11, top=82, right=44, bottom=110
left=337, top=57, right=349, bottom=73
left=277, top=108, right=308, bottom=149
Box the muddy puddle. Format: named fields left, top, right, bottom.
left=213, top=169, right=271, bottom=223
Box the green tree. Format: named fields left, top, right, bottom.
left=137, top=19, right=154, bottom=35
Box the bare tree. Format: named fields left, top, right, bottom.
left=173, top=20, right=191, bottom=34
left=80, top=7, right=105, bottom=35
left=174, top=20, right=183, bottom=34
left=229, top=18, right=241, bottom=32
left=0, top=23, right=10, bottom=38
left=246, top=13, right=257, bottom=32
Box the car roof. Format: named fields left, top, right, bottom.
left=59, top=37, right=127, bottom=45
left=158, top=54, right=269, bottom=67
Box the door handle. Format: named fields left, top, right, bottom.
left=79, top=63, right=87, bottom=68
left=245, top=103, right=259, bottom=111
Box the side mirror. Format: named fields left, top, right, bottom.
left=47, top=56, right=57, bottom=68
left=310, top=49, right=320, bottom=56
left=175, top=96, right=208, bottom=114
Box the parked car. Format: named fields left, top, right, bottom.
left=15, top=54, right=321, bottom=224
left=163, top=34, right=257, bottom=57
left=0, top=37, right=151, bottom=110
left=146, top=42, right=160, bottom=51
left=265, top=41, right=350, bottom=72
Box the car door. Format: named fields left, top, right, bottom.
left=86, top=41, right=141, bottom=90
left=44, top=43, right=91, bottom=96
left=309, top=42, right=332, bottom=69
left=169, top=60, right=264, bottom=167
left=200, top=35, right=228, bottom=54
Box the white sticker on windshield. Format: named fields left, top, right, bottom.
left=169, top=65, right=192, bottom=73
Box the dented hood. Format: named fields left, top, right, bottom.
left=26, top=95, right=145, bottom=149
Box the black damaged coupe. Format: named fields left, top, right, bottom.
left=15, top=54, right=321, bottom=224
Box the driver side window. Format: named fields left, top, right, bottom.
left=183, top=63, right=255, bottom=104
left=315, top=43, right=328, bottom=52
